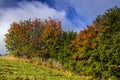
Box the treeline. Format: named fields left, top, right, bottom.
left=5, top=7, right=120, bottom=79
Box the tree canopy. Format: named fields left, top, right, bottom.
left=5, top=6, right=120, bottom=80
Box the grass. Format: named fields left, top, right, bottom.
left=0, top=56, right=88, bottom=80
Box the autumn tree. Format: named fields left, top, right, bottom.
left=40, top=18, right=61, bottom=59
left=5, top=18, right=62, bottom=59
left=65, top=6, right=120, bottom=79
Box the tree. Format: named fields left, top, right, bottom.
left=5, top=18, right=62, bottom=59
left=67, top=6, right=120, bottom=79
left=40, top=18, right=61, bottom=59
left=92, top=6, right=120, bottom=79
left=57, top=31, right=77, bottom=64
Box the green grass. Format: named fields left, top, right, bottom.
left=0, top=56, right=86, bottom=80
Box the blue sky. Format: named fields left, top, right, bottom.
left=0, top=0, right=120, bottom=54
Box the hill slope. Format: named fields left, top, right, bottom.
left=0, top=56, right=85, bottom=80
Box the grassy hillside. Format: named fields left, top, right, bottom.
left=0, top=56, right=88, bottom=80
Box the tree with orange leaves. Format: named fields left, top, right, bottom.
left=5, top=18, right=62, bottom=59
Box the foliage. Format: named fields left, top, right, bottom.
left=64, top=6, right=120, bottom=79
left=5, top=18, right=62, bottom=59
left=92, top=6, right=120, bottom=79
left=57, top=31, right=77, bottom=64
left=4, top=6, right=120, bottom=79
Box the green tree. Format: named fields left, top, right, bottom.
left=92, top=6, right=120, bottom=79
left=67, top=6, right=120, bottom=79
left=57, top=31, right=77, bottom=64
left=40, top=18, right=62, bottom=59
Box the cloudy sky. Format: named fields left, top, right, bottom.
left=0, top=0, right=120, bottom=54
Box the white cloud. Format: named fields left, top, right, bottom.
left=1, top=0, right=119, bottom=54
left=0, top=1, right=75, bottom=54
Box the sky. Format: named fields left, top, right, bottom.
left=0, top=0, right=120, bottom=54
